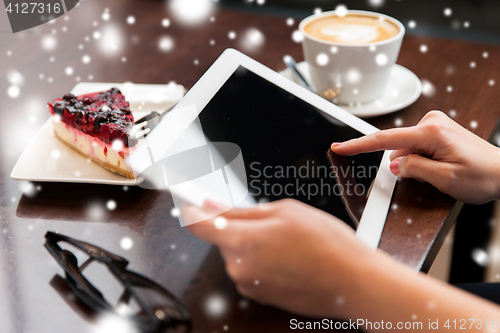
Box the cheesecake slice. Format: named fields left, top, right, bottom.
left=47, top=88, right=138, bottom=178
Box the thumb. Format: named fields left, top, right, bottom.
left=391, top=154, right=453, bottom=187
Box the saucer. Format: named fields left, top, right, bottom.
left=279, top=62, right=422, bottom=118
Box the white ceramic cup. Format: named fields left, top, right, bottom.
left=299, top=10, right=405, bottom=105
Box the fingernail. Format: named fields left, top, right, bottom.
left=390, top=159, right=400, bottom=175
left=331, top=142, right=342, bottom=149
left=203, top=199, right=223, bottom=211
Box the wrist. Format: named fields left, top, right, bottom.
left=334, top=248, right=417, bottom=320
left=324, top=244, right=389, bottom=319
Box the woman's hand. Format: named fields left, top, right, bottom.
left=331, top=111, right=500, bottom=204
left=184, top=198, right=500, bottom=329
left=183, top=198, right=379, bottom=318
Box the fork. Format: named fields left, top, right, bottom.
left=132, top=104, right=177, bottom=139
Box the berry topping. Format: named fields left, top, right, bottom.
left=52, top=101, right=66, bottom=115
left=93, top=114, right=107, bottom=130
left=74, top=110, right=84, bottom=122
left=47, top=87, right=136, bottom=147
left=63, top=93, right=76, bottom=101
left=109, top=87, right=121, bottom=94
left=100, top=105, right=111, bottom=112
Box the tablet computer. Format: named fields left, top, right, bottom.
left=128, top=49, right=397, bottom=249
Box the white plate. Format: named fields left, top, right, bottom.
left=280, top=61, right=422, bottom=118
left=10, top=82, right=185, bottom=185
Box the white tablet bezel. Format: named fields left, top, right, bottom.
left=130, top=49, right=397, bottom=249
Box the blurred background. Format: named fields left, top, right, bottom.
left=219, top=0, right=500, bottom=44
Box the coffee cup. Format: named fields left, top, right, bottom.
left=299, top=10, right=405, bottom=105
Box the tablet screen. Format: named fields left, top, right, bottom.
left=197, top=66, right=383, bottom=229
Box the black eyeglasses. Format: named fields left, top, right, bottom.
left=44, top=231, right=191, bottom=332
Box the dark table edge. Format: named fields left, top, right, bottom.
left=419, top=116, right=500, bottom=273
left=420, top=200, right=464, bottom=273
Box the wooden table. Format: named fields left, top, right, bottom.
left=1, top=0, right=500, bottom=332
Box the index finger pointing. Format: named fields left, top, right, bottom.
left=331, top=127, right=422, bottom=156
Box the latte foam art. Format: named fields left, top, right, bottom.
left=305, top=15, right=399, bottom=44
left=320, top=24, right=379, bottom=44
